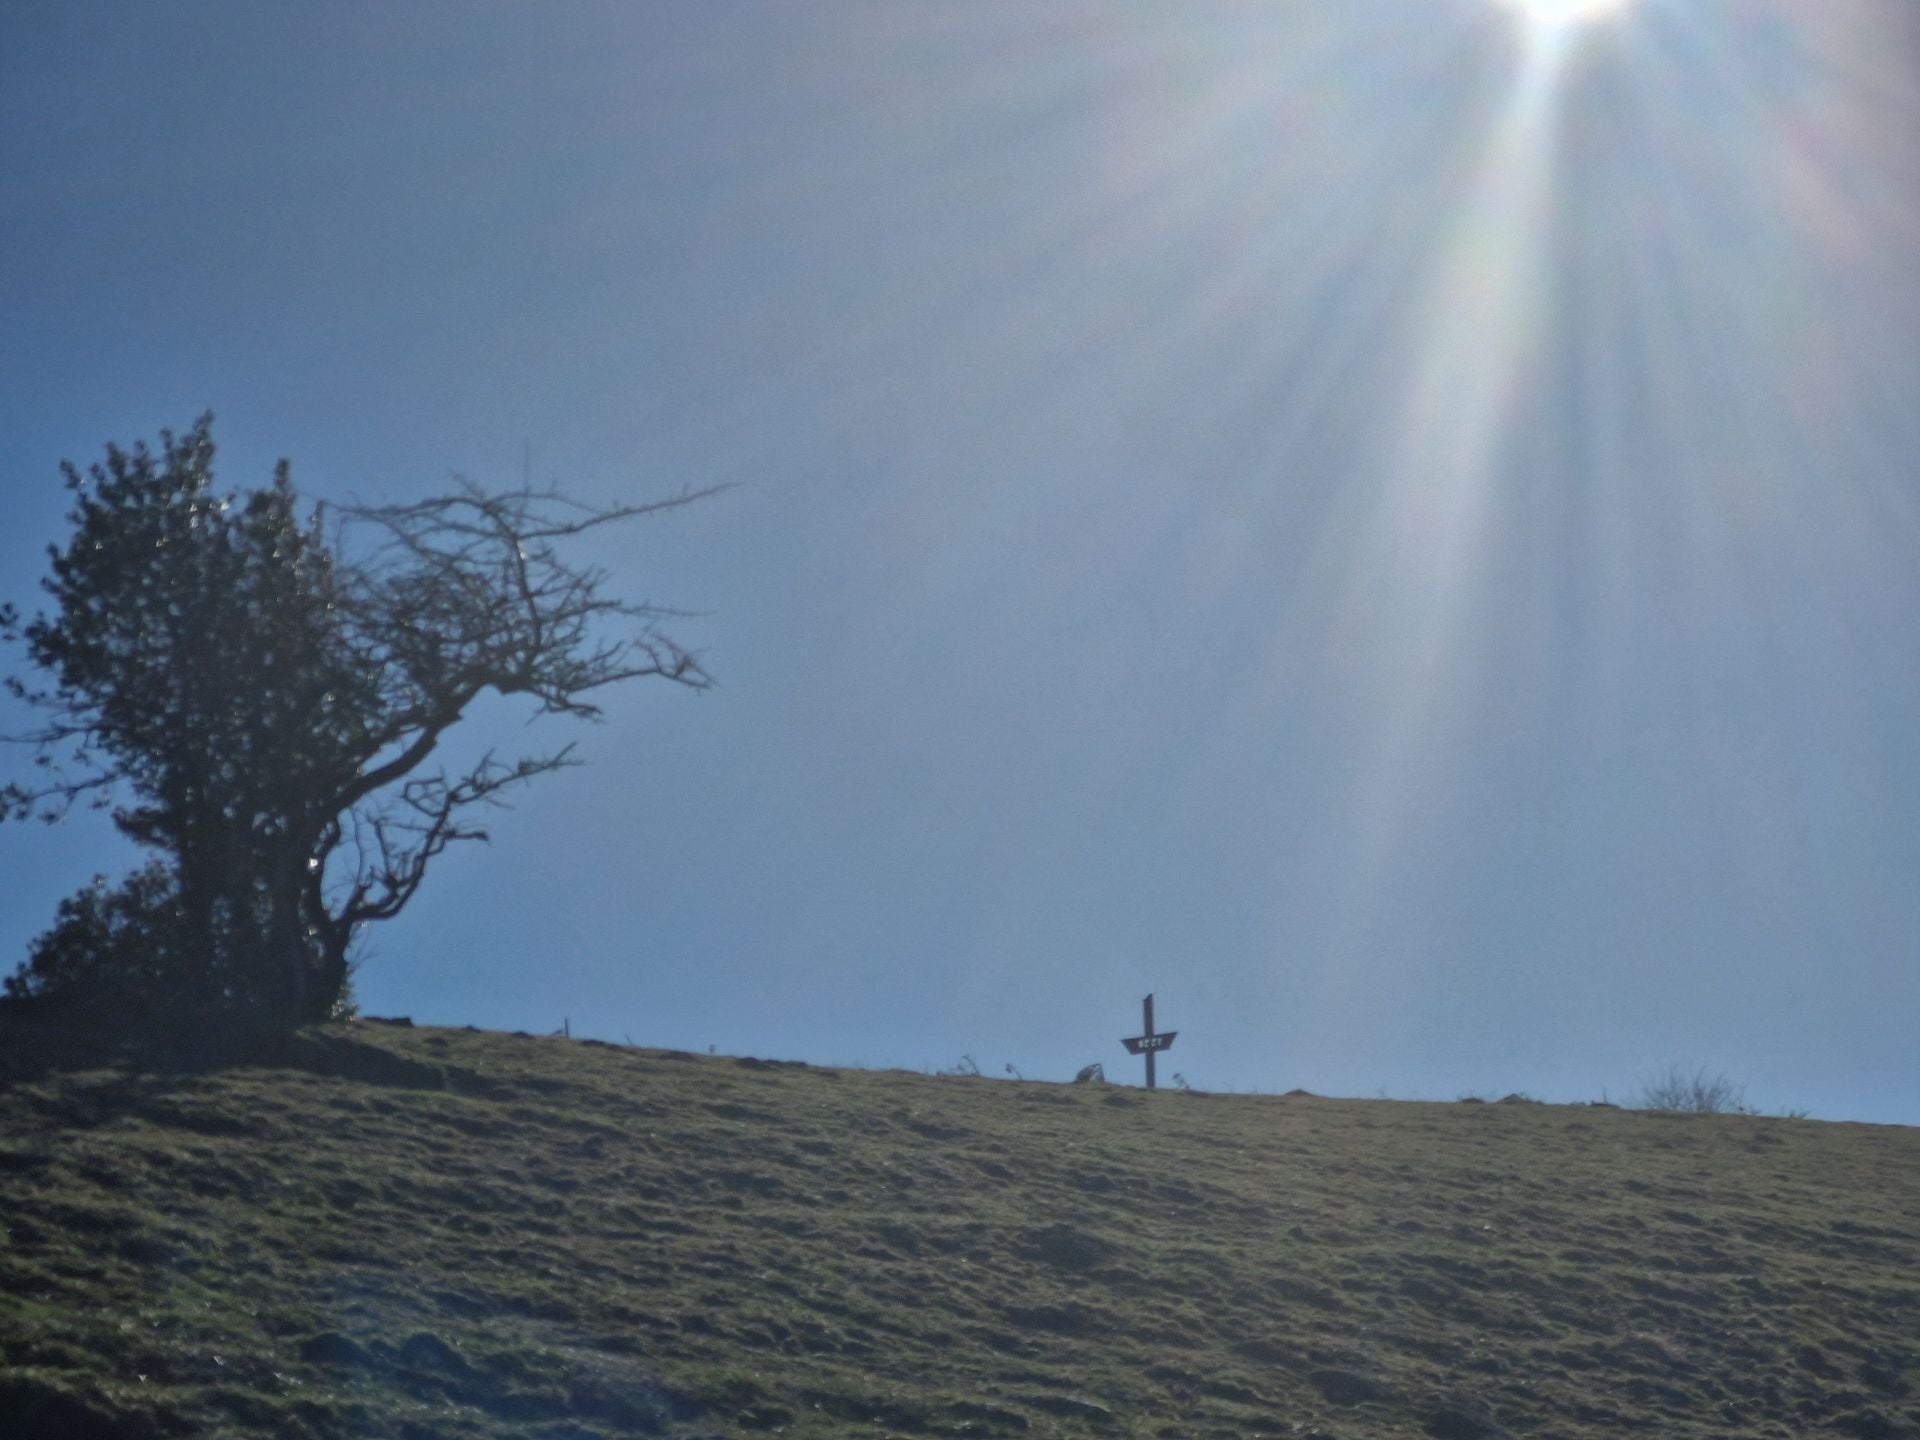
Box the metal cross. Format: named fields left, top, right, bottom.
left=1120, top=992, right=1177, bottom=1089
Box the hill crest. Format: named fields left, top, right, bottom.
left=1, top=1022, right=1916, bottom=1438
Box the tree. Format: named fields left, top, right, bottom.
left=2, top=416, right=712, bottom=1034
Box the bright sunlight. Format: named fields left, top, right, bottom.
left=1499, top=0, right=1637, bottom=65
left=1499, top=0, right=1636, bottom=30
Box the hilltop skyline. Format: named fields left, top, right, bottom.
left=2, top=1, right=1916, bottom=1122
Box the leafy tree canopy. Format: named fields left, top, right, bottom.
left=2, top=416, right=713, bottom=1038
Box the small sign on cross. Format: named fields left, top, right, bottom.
left=1120, top=992, right=1177, bottom=1089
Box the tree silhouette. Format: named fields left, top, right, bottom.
left=3, top=416, right=713, bottom=1034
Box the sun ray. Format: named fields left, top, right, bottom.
left=1321, top=19, right=1568, bottom=950
left=1499, top=0, right=1636, bottom=35
left=1498, top=0, right=1637, bottom=78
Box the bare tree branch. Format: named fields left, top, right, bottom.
left=3, top=419, right=720, bottom=1029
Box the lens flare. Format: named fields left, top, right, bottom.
left=1500, top=0, right=1634, bottom=28
left=1499, top=0, right=1635, bottom=68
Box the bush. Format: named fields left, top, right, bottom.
left=1631, top=1064, right=1756, bottom=1115
left=5, top=865, right=199, bottom=1025
left=1, top=861, right=295, bottom=1042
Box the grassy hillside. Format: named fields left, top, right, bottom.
left=1, top=1023, right=1915, bottom=1439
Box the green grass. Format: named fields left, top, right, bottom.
left=1, top=1022, right=1916, bottom=1437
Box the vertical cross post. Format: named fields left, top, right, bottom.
left=1120, top=992, right=1177, bottom=1089
left=1142, top=993, right=1157, bottom=1091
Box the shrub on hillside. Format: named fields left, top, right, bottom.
left=3, top=864, right=204, bottom=1029
left=1632, top=1064, right=1757, bottom=1115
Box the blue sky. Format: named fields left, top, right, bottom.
left=3, top=1, right=1916, bottom=1123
